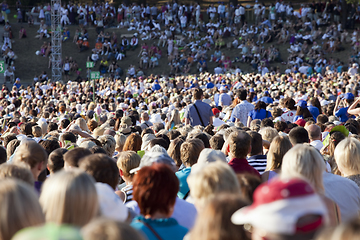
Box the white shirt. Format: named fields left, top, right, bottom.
left=323, top=172, right=360, bottom=222
left=310, top=139, right=323, bottom=151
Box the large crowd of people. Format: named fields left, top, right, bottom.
left=3, top=0, right=360, bottom=240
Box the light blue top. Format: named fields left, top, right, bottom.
left=175, top=167, right=191, bottom=199
left=131, top=216, right=188, bottom=240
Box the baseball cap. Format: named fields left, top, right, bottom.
left=212, top=108, right=221, bottom=116
left=130, top=152, right=176, bottom=174
left=220, top=86, right=226, bottom=91
left=295, top=100, right=307, bottom=109
left=343, top=92, right=354, bottom=100
left=231, top=178, right=328, bottom=235
left=295, top=118, right=306, bottom=127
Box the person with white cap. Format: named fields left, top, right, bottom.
left=218, top=86, right=231, bottom=107
left=348, top=63, right=358, bottom=77
left=231, top=178, right=329, bottom=240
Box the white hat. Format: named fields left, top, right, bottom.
left=197, top=149, right=227, bottom=164
left=231, top=178, right=328, bottom=235
left=150, top=113, right=163, bottom=124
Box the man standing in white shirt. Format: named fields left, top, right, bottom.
left=231, top=89, right=254, bottom=125
left=214, top=64, right=223, bottom=74
left=239, top=4, right=245, bottom=24
left=348, top=63, right=358, bottom=77
left=306, top=124, right=323, bottom=151
left=219, top=86, right=231, bottom=107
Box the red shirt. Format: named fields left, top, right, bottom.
left=228, top=158, right=261, bottom=178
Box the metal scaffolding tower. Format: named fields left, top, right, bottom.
left=51, top=0, right=62, bottom=82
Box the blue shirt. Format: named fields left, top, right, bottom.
left=308, top=105, right=319, bottom=121
left=248, top=109, right=272, bottom=120
left=152, top=83, right=161, bottom=91
left=131, top=216, right=188, bottom=240
left=184, top=100, right=213, bottom=126
left=175, top=167, right=191, bottom=199
left=335, top=107, right=353, bottom=122
left=293, top=115, right=303, bottom=122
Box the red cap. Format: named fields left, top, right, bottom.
left=295, top=119, right=306, bottom=127
left=212, top=108, right=221, bottom=116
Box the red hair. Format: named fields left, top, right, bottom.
left=133, top=163, right=179, bottom=216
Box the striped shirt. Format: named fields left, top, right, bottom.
left=247, top=155, right=267, bottom=175
left=121, top=184, right=133, bottom=203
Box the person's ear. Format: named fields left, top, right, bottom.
left=119, top=169, right=124, bottom=177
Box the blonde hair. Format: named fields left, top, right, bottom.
left=0, top=163, right=34, bottom=186
left=259, top=127, right=278, bottom=143
left=32, top=125, right=42, bottom=138
left=334, top=138, right=360, bottom=177
left=0, top=179, right=45, bottom=240
left=266, top=136, right=292, bottom=171
left=189, top=194, right=248, bottom=240
left=281, top=144, right=326, bottom=194
left=93, top=127, right=105, bottom=137
left=187, top=161, right=240, bottom=208
left=98, top=135, right=116, bottom=157
left=116, top=151, right=141, bottom=179
left=38, top=120, right=48, bottom=136
left=40, top=169, right=99, bottom=227
left=316, top=219, right=360, bottom=240
left=82, top=218, right=145, bottom=240
left=115, top=133, right=126, bottom=151
left=76, top=117, right=90, bottom=132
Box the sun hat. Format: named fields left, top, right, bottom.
left=197, top=149, right=227, bottom=164
left=120, top=116, right=132, bottom=126
left=231, top=178, right=328, bottom=235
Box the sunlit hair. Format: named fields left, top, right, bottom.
left=334, top=138, right=360, bottom=177
left=0, top=163, right=34, bottom=186
left=123, top=133, right=142, bottom=152
left=316, top=218, right=360, bottom=240
left=40, top=169, right=99, bottom=227
left=0, top=179, right=45, bottom=240
left=116, top=151, right=141, bottom=180
left=266, top=136, right=292, bottom=171
left=115, top=133, right=126, bottom=151
left=76, top=117, right=90, bottom=132
left=13, top=140, right=48, bottom=169
left=281, top=144, right=326, bottom=194
left=187, top=161, right=240, bottom=208
left=189, top=194, right=249, bottom=240
left=82, top=218, right=145, bottom=240
left=98, top=135, right=116, bottom=157
left=259, top=127, right=278, bottom=143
